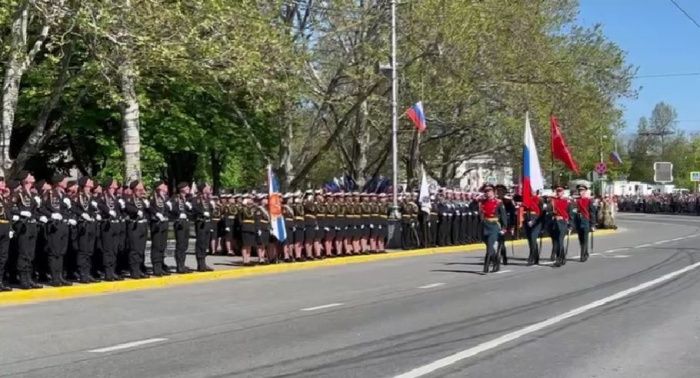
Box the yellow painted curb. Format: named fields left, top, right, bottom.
left=0, top=229, right=617, bottom=307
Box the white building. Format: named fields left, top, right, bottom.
left=607, top=180, right=675, bottom=196
left=455, top=156, right=514, bottom=191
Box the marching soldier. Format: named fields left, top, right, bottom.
left=148, top=180, right=171, bottom=276
left=523, top=190, right=545, bottom=265
left=377, top=193, right=389, bottom=252
left=0, top=177, right=13, bottom=291
left=193, top=183, right=215, bottom=271
left=170, top=182, right=194, bottom=273
left=13, top=171, right=43, bottom=289
left=437, top=191, right=451, bottom=246
left=549, top=184, right=573, bottom=267
left=574, top=184, right=597, bottom=263
left=323, top=193, right=338, bottom=257
left=332, top=193, right=345, bottom=256
left=495, top=185, right=515, bottom=265
left=40, top=174, right=73, bottom=286
left=124, top=180, right=150, bottom=278
left=74, top=177, right=102, bottom=282
left=341, top=193, right=355, bottom=255
left=479, top=184, right=507, bottom=273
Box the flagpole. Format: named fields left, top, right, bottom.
left=390, top=0, right=399, bottom=215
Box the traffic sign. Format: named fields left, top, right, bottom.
left=595, top=162, right=607, bottom=175
left=691, top=171, right=700, bottom=182
left=653, top=162, right=673, bottom=183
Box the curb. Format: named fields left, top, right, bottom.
left=0, top=229, right=617, bottom=307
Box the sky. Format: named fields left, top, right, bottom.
left=577, top=0, right=700, bottom=133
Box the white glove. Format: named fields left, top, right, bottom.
left=51, top=213, right=63, bottom=221
left=166, top=202, right=172, bottom=210
left=179, top=213, right=187, bottom=220
left=8, top=230, right=13, bottom=239
left=109, top=210, right=117, bottom=217
left=185, top=202, right=192, bottom=210
left=68, top=219, right=77, bottom=226
left=12, top=215, right=19, bottom=221
left=34, top=197, right=41, bottom=206
left=63, top=198, right=71, bottom=207
left=257, top=230, right=262, bottom=236
left=39, top=216, right=48, bottom=224
left=20, top=211, right=31, bottom=218
left=324, top=227, right=330, bottom=232
left=137, top=210, right=143, bottom=218
left=143, top=199, right=150, bottom=207
left=91, top=200, right=98, bottom=208
left=369, top=224, right=374, bottom=229
left=225, top=227, right=231, bottom=232
left=118, top=199, right=125, bottom=208
left=96, top=214, right=102, bottom=221
left=156, top=213, right=165, bottom=222
left=527, top=221, right=535, bottom=228
left=203, top=211, right=210, bottom=218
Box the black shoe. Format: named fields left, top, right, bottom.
left=176, top=267, right=193, bottom=274
left=29, top=281, right=43, bottom=289
left=553, top=261, right=561, bottom=267
left=48, top=280, right=64, bottom=287
left=0, top=283, right=12, bottom=292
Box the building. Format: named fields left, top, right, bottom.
left=455, top=155, right=514, bottom=192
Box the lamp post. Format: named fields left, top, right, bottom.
left=390, top=0, right=399, bottom=216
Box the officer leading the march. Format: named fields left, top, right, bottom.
left=523, top=190, right=545, bottom=265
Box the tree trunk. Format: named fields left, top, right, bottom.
left=119, top=62, right=141, bottom=182
left=210, top=150, right=222, bottom=193
left=10, top=43, right=74, bottom=177
left=354, top=99, right=370, bottom=187
left=1, top=1, right=55, bottom=176
left=278, top=109, right=294, bottom=190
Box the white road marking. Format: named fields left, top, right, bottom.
left=394, top=261, right=700, bottom=378
left=494, top=270, right=512, bottom=274
left=635, top=244, right=652, bottom=249
left=418, top=283, right=446, bottom=289
left=88, top=338, right=168, bottom=353
left=612, top=255, right=630, bottom=258
left=569, top=255, right=580, bottom=259
left=590, top=253, right=602, bottom=256
left=539, top=261, right=554, bottom=266
left=670, top=237, right=684, bottom=241
left=300, top=303, right=344, bottom=311
left=604, top=248, right=629, bottom=253
left=652, top=241, right=667, bottom=245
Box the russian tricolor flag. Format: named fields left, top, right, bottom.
left=406, top=101, right=427, bottom=133
left=522, top=113, right=544, bottom=209
left=267, top=165, right=287, bottom=242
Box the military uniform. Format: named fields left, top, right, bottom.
left=549, top=185, right=573, bottom=267
left=40, top=182, right=73, bottom=286
left=523, top=194, right=545, bottom=265
left=148, top=188, right=170, bottom=276
left=0, top=186, right=13, bottom=291
left=124, top=187, right=150, bottom=278
left=573, top=184, right=597, bottom=263
left=97, top=188, right=124, bottom=280
left=479, top=184, right=507, bottom=273
left=13, top=179, right=43, bottom=289
left=74, top=183, right=101, bottom=282
left=170, top=187, right=194, bottom=274
left=193, top=192, right=215, bottom=271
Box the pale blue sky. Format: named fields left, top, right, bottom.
left=578, top=0, right=700, bottom=132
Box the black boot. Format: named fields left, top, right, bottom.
left=0, top=282, right=11, bottom=291
left=483, top=254, right=491, bottom=273
left=197, top=258, right=214, bottom=272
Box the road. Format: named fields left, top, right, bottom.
left=1, top=213, right=699, bottom=378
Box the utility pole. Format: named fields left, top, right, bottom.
left=390, top=0, right=399, bottom=216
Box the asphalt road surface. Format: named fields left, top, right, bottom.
left=1, top=213, right=700, bottom=378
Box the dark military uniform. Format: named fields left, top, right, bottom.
left=239, top=203, right=257, bottom=251
left=148, top=191, right=170, bottom=276
left=40, top=187, right=72, bottom=286
left=170, top=193, right=193, bottom=273
left=97, top=192, right=124, bottom=280
left=193, top=195, right=215, bottom=271
left=13, top=187, right=42, bottom=289
left=124, top=193, right=149, bottom=278
left=0, top=192, right=13, bottom=291
left=74, top=191, right=100, bottom=282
